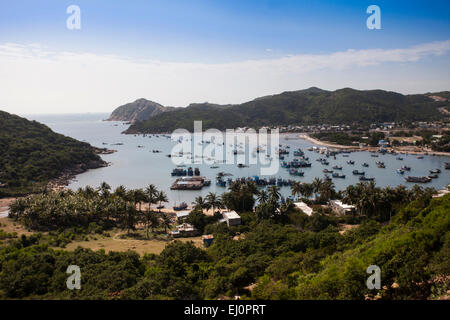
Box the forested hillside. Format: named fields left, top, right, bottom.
left=0, top=183, right=447, bottom=300
left=125, top=88, right=445, bottom=133
left=0, top=110, right=106, bottom=196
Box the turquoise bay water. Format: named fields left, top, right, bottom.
left=26, top=113, right=450, bottom=206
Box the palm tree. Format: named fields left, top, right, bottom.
left=268, top=185, right=281, bottom=201
left=128, top=189, right=146, bottom=212
left=83, top=186, right=97, bottom=199
left=205, top=192, right=222, bottom=214
left=257, top=190, right=269, bottom=204
left=291, top=181, right=304, bottom=200
left=114, top=185, right=127, bottom=200
left=156, top=191, right=168, bottom=211
left=122, top=203, right=138, bottom=234
left=302, top=183, right=314, bottom=199
left=312, top=178, right=323, bottom=200
left=319, top=180, right=335, bottom=202
left=145, top=184, right=158, bottom=200
left=98, top=182, right=111, bottom=198
left=160, top=212, right=172, bottom=233
left=192, top=196, right=209, bottom=211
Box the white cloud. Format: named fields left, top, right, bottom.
left=0, top=40, right=449, bottom=114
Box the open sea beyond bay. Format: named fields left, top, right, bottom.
left=26, top=113, right=450, bottom=206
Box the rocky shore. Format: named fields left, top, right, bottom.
left=46, top=148, right=115, bottom=191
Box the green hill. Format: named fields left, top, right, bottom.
left=107, top=98, right=177, bottom=122
left=125, top=88, right=445, bottom=133
left=286, top=194, right=450, bottom=299
left=0, top=110, right=107, bottom=196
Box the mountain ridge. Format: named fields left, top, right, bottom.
left=122, top=87, right=448, bottom=134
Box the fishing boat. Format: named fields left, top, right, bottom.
left=352, top=170, right=365, bottom=175
left=171, top=168, right=187, bottom=176
left=446, top=162, right=450, bottom=170
left=362, top=163, right=369, bottom=167
left=323, top=169, right=333, bottom=173
left=359, top=176, right=375, bottom=181
left=405, top=176, right=431, bottom=183
left=416, top=156, right=424, bottom=159
left=210, top=166, right=219, bottom=169
left=429, top=169, right=441, bottom=174
left=289, top=169, right=304, bottom=176
left=332, top=173, right=346, bottom=179
left=173, top=202, right=188, bottom=211
left=371, top=154, right=379, bottom=157
left=332, top=165, right=342, bottom=170
left=428, top=174, right=438, bottom=179
left=324, top=174, right=332, bottom=181
left=396, top=157, right=403, bottom=160
left=347, top=160, right=355, bottom=165
left=281, top=161, right=291, bottom=168
left=216, top=178, right=226, bottom=187
left=397, top=169, right=405, bottom=174
left=401, top=165, right=411, bottom=171
left=376, top=161, right=385, bottom=168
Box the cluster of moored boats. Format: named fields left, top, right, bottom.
left=171, top=167, right=201, bottom=177
left=216, top=176, right=299, bottom=188
left=169, top=141, right=450, bottom=191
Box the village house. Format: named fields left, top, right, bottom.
left=222, top=211, right=241, bottom=227
left=170, top=223, right=198, bottom=238
left=329, top=200, right=356, bottom=215
left=294, top=201, right=313, bottom=216
left=176, top=210, right=190, bottom=223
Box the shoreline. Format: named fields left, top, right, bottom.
left=297, top=133, right=450, bottom=157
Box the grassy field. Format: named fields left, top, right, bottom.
left=0, top=217, right=34, bottom=238
left=0, top=216, right=203, bottom=255
left=63, top=233, right=203, bottom=255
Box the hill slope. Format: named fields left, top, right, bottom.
left=107, top=98, right=176, bottom=122
left=125, top=88, right=445, bottom=133
left=0, top=110, right=107, bottom=196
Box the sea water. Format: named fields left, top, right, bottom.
left=25, top=113, right=450, bottom=206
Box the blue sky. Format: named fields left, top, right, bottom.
left=0, top=0, right=449, bottom=113
left=1, top=0, right=449, bottom=61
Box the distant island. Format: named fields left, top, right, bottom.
left=113, top=87, right=449, bottom=134
left=0, top=110, right=110, bottom=197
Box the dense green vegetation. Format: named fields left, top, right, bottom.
left=0, top=110, right=105, bottom=196
left=1, top=179, right=447, bottom=300
left=9, top=183, right=170, bottom=241
left=126, top=88, right=444, bottom=133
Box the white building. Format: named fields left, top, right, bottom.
left=176, top=210, right=190, bottom=222
left=294, top=201, right=313, bottom=216
left=329, top=200, right=356, bottom=215
left=222, top=211, right=241, bottom=227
